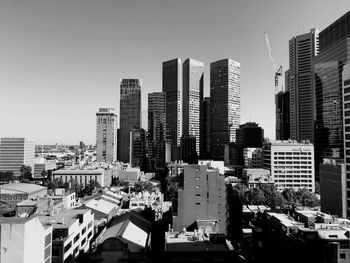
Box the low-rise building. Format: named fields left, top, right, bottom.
left=33, top=158, right=57, bottom=178
left=243, top=168, right=274, bottom=188
left=118, top=167, right=141, bottom=184
left=0, top=183, right=47, bottom=206
left=0, top=216, right=52, bottom=263
left=39, top=209, right=94, bottom=263
left=52, top=168, right=113, bottom=187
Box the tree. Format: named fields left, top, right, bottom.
left=0, top=171, right=16, bottom=183
left=19, top=165, right=32, bottom=181
left=133, top=181, right=154, bottom=193
left=41, top=170, right=48, bottom=178
left=260, top=185, right=285, bottom=209
left=282, top=188, right=297, bottom=207
left=296, top=188, right=320, bottom=207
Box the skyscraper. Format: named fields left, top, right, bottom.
left=182, top=58, right=204, bottom=155
left=0, top=137, right=35, bottom=176
left=200, top=97, right=211, bottom=158
left=162, top=59, right=182, bottom=161
left=276, top=70, right=290, bottom=140
left=148, top=92, right=166, bottom=167
left=342, top=62, right=350, bottom=217
left=96, top=108, right=118, bottom=163
left=289, top=28, right=319, bottom=142
left=314, top=11, right=350, bottom=169
left=210, top=59, right=241, bottom=160
left=119, top=79, right=142, bottom=163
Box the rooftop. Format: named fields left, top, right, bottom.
left=38, top=209, right=90, bottom=229
left=0, top=183, right=47, bottom=194
left=84, top=199, right=117, bottom=215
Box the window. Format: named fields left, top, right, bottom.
left=81, top=238, right=86, bottom=246
left=64, top=241, right=72, bottom=253
left=81, top=227, right=86, bottom=235
left=195, top=202, right=201, bottom=205
left=73, top=247, right=79, bottom=255
left=74, top=234, right=80, bottom=243
left=88, top=231, right=93, bottom=239
left=45, top=233, right=52, bottom=247
left=88, top=221, right=92, bottom=229
left=44, top=245, right=51, bottom=260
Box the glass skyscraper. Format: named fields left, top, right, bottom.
left=210, top=59, right=241, bottom=160
left=119, top=79, right=142, bottom=163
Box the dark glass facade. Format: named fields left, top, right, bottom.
left=276, top=90, right=290, bottom=140
left=162, top=59, right=182, bottom=161
left=130, top=128, right=146, bottom=171
left=148, top=92, right=166, bottom=168
left=200, top=97, right=211, bottom=158
left=119, top=79, right=142, bottom=163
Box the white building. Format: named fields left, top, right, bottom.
left=39, top=209, right=94, bottom=263
left=33, top=157, right=56, bottom=178
left=96, top=108, right=118, bottom=163
left=0, top=137, right=35, bottom=176
left=0, top=216, right=52, bottom=263
left=243, top=148, right=263, bottom=168
left=263, top=140, right=315, bottom=192
left=52, top=168, right=113, bottom=187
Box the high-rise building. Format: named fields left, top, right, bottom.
left=180, top=135, right=197, bottom=163
left=173, top=164, right=227, bottom=234
left=183, top=58, right=204, bottom=155
left=148, top=92, right=166, bottom=168
left=200, top=97, right=211, bottom=158
left=289, top=28, right=319, bottom=142
left=96, top=108, right=118, bottom=163
left=119, top=79, right=142, bottom=163
left=236, top=122, right=264, bottom=149
left=342, top=62, right=350, bottom=217
left=319, top=159, right=346, bottom=218
left=314, top=11, right=350, bottom=169
left=263, top=140, right=315, bottom=192
left=162, top=59, right=182, bottom=161
left=0, top=137, right=35, bottom=176
left=276, top=70, right=290, bottom=140
left=130, top=128, right=146, bottom=171
left=210, top=59, right=241, bottom=160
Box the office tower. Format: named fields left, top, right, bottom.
left=0, top=217, right=52, bottom=263
left=289, top=28, right=319, bottom=142
left=276, top=70, right=290, bottom=140
left=236, top=122, right=264, bottom=149
left=148, top=92, right=166, bottom=167
left=243, top=148, right=263, bottom=168
left=96, top=108, right=118, bottom=163
left=173, top=164, right=227, bottom=234
left=183, top=58, right=204, bottom=155
left=119, top=79, right=142, bottom=163
left=180, top=135, right=197, bottom=163
left=130, top=128, right=146, bottom=171
left=162, top=59, right=182, bottom=161
left=210, top=59, right=241, bottom=160
left=263, top=140, right=315, bottom=192
left=342, top=62, right=350, bottom=217
left=319, top=159, right=346, bottom=218
left=314, top=11, right=350, bottom=169
left=0, top=137, right=35, bottom=176
left=200, top=97, right=211, bottom=158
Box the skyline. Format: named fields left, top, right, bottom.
left=1, top=0, right=350, bottom=144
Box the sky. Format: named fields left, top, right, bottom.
left=1, top=0, right=349, bottom=145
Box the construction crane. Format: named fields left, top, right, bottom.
left=264, top=32, right=283, bottom=93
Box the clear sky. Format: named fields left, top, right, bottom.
left=1, top=0, right=349, bottom=145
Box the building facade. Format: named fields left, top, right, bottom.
left=263, top=140, right=315, bottom=192
left=162, top=59, right=182, bottom=161
left=96, top=108, right=118, bottom=163
left=0, top=137, right=35, bottom=177
left=119, top=79, right=142, bottom=163
left=0, top=217, right=52, bottom=263
left=276, top=70, right=290, bottom=140
left=342, top=62, right=350, bottom=218
left=148, top=92, right=166, bottom=168
left=289, top=28, right=319, bottom=142
left=319, top=159, right=347, bottom=218
left=200, top=97, right=211, bottom=158
left=174, top=164, right=227, bottom=234
left=182, top=58, right=204, bottom=155
left=314, top=11, right=350, bottom=173
left=210, top=59, right=241, bottom=160
left=39, top=209, right=94, bottom=263
left=130, top=128, right=146, bottom=171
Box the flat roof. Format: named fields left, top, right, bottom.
left=53, top=169, right=105, bottom=175
left=0, top=183, right=47, bottom=194
left=38, top=209, right=90, bottom=229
